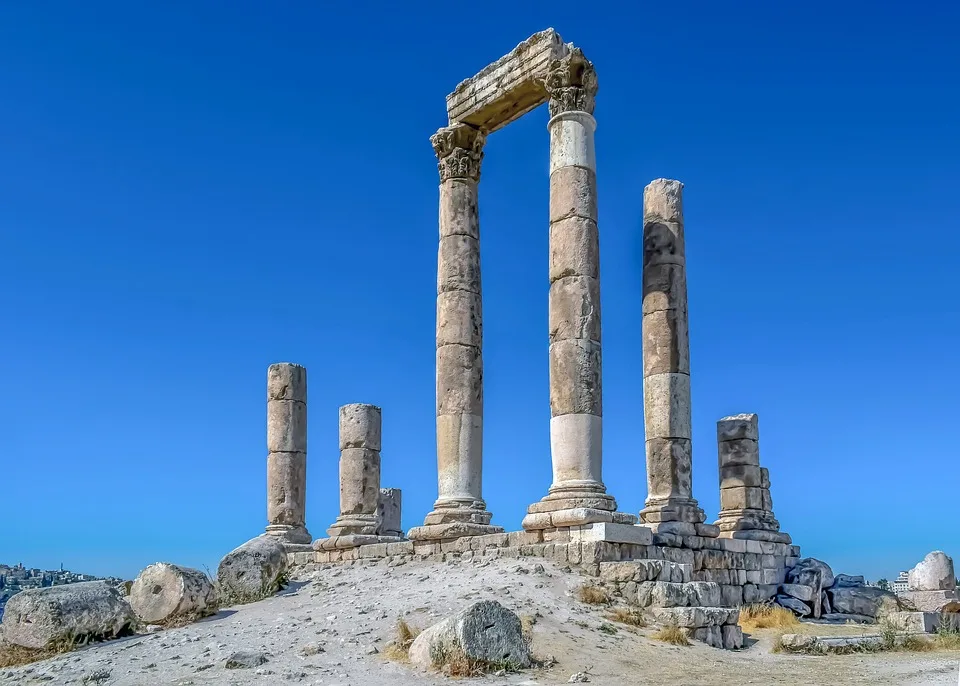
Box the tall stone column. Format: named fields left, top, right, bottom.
left=327, top=404, right=382, bottom=536
left=638, top=180, right=712, bottom=536
left=410, top=124, right=502, bottom=541
left=265, top=363, right=311, bottom=544
left=523, top=48, right=632, bottom=531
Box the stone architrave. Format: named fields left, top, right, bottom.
left=714, top=413, right=791, bottom=543
left=409, top=124, right=503, bottom=542
left=265, top=363, right=311, bottom=544
left=327, top=404, right=385, bottom=537
left=522, top=48, right=634, bottom=531
left=638, top=180, right=709, bottom=535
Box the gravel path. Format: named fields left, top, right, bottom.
left=1, top=557, right=957, bottom=685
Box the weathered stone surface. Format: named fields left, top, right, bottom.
left=719, top=486, right=764, bottom=511
left=717, top=438, right=759, bottom=467
left=549, top=165, right=597, bottom=224
left=643, top=373, right=691, bottom=439
left=778, top=633, right=819, bottom=651
left=548, top=339, right=601, bottom=415
left=786, top=558, right=835, bottom=590
left=438, top=235, right=481, bottom=294
left=650, top=606, right=738, bottom=629
left=267, top=363, right=306, bottom=402
left=780, top=583, right=816, bottom=602
left=266, top=400, right=306, bottom=453
left=548, top=276, right=601, bottom=344
left=571, top=523, right=651, bottom=545
left=900, top=589, right=960, bottom=613
left=408, top=600, right=531, bottom=669
left=1, top=581, right=135, bottom=649
left=225, top=651, right=268, bottom=669
left=776, top=595, right=812, bottom=617
left=644, top=439, right=693, bottom=501
left=337, top=447, right=381, bottom=517
left=446, top=29, right=565, bottom=132
left=549, top=216, right=598, bottom=282
left=642, top=307, right=689, bottom=375
left=719, top=464, right=763, bottom=489
left=437, top=344, right=483, bottom=415
left=832, top=574, right=865, bottom=588
left=129, top=563, right=216, bottom=625
left=634, top=581, right=720, bottom=608
left=721, top=624, right=743, bottom=650
left=888, top=611, right=960, bottom=633
left=217, top=536, right=288, bottom=605
left=827, top=586, right=899, bottom=619
left=820, top=612, right=876, bottom=624
left=716, top=414, right=759, bottom=442
left=908, top=551, right=955, bottom=591
left=377, top=488, right=403, bottom=538
left=339, top=403, right=382, bottom=451
left=437, top=291, right=482, bottom=348
left=439, top=178, right=480, bottom=239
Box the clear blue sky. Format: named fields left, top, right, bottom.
left=1, top=2, right=957, bottom=583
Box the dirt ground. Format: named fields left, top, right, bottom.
left=1, top=556, right=957, bottom=685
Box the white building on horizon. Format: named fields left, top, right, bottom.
left=892, top=570, right=910, bottom=595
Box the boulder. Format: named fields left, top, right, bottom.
left=0, top=581, right=135, bottom=650
left=776, top=595, right=812, bottom=617
left=832, top=574, right=864, bottom=588
left=827, top=585, right=899, bottom=619
left=900, top=589, right=960, bottom=613
left=908, top=551, right=955, bottom=591
left=786, top=558, right=834, bottom=590
left=217, top=535, right=288, bottom=605
left=408, top=600, right=531, bottom=671
left=779, top=583, right=815, bottom=602
left=129, top=563, right=217, bottom=624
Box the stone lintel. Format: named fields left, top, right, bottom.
left=570, top=522, right=652, bottom=545
left=312, top=534, right=404, bottom=551
left=446, top=28, right=569, bottom=133
left=407, top=522, right=505, bottom=541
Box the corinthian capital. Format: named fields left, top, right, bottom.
left=544, top=47, right=598, bottom=118
left=430, top=124, right=486, bottom=182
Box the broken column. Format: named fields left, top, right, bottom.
left=410, top=124, right=502, bottom=541
left=638, top=180, right=711, bottom=536
left=524, top=48, right=632, bottom=531
left=377, top=488, right=403, bottom=538
left=265, top=363, right=311, bottom=544
left=714, top=413, right=791, bottom=543
left=326, top=403, right=384, bottom=537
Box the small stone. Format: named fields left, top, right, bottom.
left=568, top=673, right=590, bottom=683
left=224, top=651, right=269, bottom=669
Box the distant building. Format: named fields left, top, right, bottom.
left=892, top=570, right=910, bottom=595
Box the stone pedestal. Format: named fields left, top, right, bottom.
left=265, top=363, right=311, bottom=544
left=377, top=488, right=403, bottom=538
left=523, top=49, right=632, bottom=532
left=410, top=124, right=502, bottom=542
left=714, top=414, right=790, bottom=543
left=638, top=180, right=709, bottom=535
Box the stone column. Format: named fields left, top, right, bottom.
left=377, top=488, right=403, bottom=538
left=265, top=363, right=311, bottom=544
left=327, top=404, right=382, bottom=536
left=410, top=124, right=502, bottom=541
left=714, top=413, right=790, bottom=543
left=523, top=48, right=632, bottom=531
left=638, top=180, right=711, bottom=536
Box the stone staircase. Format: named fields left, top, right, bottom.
left=599, top=560, right=743, bottom=649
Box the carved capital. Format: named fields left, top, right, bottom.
left=544, top=47, right=598, bottom=118
left=431, top=125, right=486, bottom=182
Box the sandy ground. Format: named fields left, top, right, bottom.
left=1, top=556, right=957, bottom=685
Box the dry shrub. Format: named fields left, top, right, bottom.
left=576, top=584, right=612, bottom=606
left=771, top=635, right=785, bottom=653
left=430, top=643, right=520, bottom=677
left=738, top=604, right=800, bottom=631
left=934, top=630, right=960, bottom=651
left=605, top=607, right=647, bottom=628
left=652, top=623, right=690, bottom=646
left=383, top=618, right=422, bottom=662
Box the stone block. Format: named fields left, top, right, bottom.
left=720, top=486, right=764, bottom=511
left=339, top=403, right=381, bottom=451
left=650, top=606, right=738, bottom=629
left=446, top=29, right=564, bottom=132
left=722, top=624, right=744, bottom=650
left=719, top=464, right=763, bottom=489
left=888, top=611, right=960, bottom=634
left=643, top=373, right=692, bottom=439
left=716, top=413, right=759, bottom=442
left=359, top=544, right=388, bottom=559
left=900, top=589, right=960, bottom=613
left=720, top=585, right=744, bottom=608
left=549, top=165, right=598, bottom=224
left=549, top=216, right=599, bottom=282
left=908, top=551, right=956, bottom=591
left=642, top=307, right=689, bottom=375
left=717, top=438, right=759, bottom=467
left=436, top=291, right=482, bottom=348
left=548, top=339, right=602, bottom=415
left=579, top=541, right=621, bottom=564
left=571, top=523, right=653, bottom=545
left=386, top=541, right=414, bottom=556
left=718, top=538, right=747, bottom=553
left=267, top=400, right=307, bottom=453
left=377, top=488, right=402, bottom=538
left=549, top=275, right=601, bottom=344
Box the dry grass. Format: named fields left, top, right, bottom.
left=738, top=603, right=801, bottom=631
left=382, top=618, right=422, bottom=663
left=652, top=623, right=690, bottom=646
left=520, top=614, right=537, bottom=644
left=605, top=607, right=648, bottom=628
left=0, top=641, right=72, bottom=669
left=431, top=644, right=521, bottom=677
left=576, top=584, right=612, bottom=606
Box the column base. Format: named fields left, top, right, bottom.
left=523, top=482, right=636, bottom=530
left=407, top=522, right=504, bottom=541
left=640, top=497, right=708, bottom=530
left=326, top=514, right=379, bottom=537
left=265, top=524, right=312, bottom=545
left=313, top=534, right=405, bottom=551
left=420, top=498, right=494, bottom=526
left=715, top=508, right=789, bottom=543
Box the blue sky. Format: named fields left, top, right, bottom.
left=1, top=2, right=957, bottom=582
